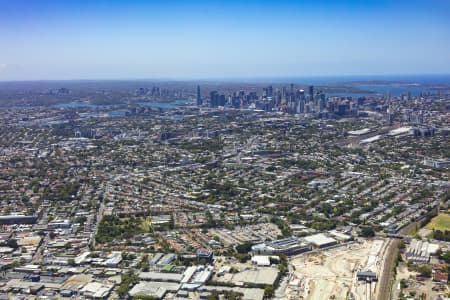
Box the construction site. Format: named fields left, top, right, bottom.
left=287, top=238, right=389, bottom=300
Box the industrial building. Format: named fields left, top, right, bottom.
left=219, top=267, right=279, bottom=287
left=357, top=271, right=378, bottom=282
left=196, top=248, right=213, bottom=263
left=406, top=239, right=440, bottom=263
left=157, top=253, right=177, bottom=266
left=303, top=233, right=338, bottom=249
left=150, top=253, right=164, bottom=265
left=129, top=282, right=177, bottom=299
left=328, top=230, right=353, bottom=242
left=251, top=255, right=272, bottom=266
left=139, top=271, right=184, bottom=282
left=80, top=282, right=114, bottom=299
left=134, top=264, right=214, bottom=298
left=103, top=251, right=122, bottom=267
left=0, top=215, right=38, bottom=225
left=423, top=159, right=450, bottom=169
left=251, top=237, right=312, bottom=256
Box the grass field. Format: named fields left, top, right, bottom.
left=425, top=214, right=450, bottom=231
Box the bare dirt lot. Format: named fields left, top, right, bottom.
left=288, top=239, right=387, bottom=300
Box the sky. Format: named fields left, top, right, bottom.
left=0, top=0, right=449, bottom=80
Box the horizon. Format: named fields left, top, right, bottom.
left=1, top=73, right=450, bottom=84
left=1, top=0, right=450, bottom=80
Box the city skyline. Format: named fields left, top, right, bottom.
left=0, top=0, right=450, bottom=80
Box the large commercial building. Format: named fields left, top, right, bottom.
left=423, top=159, right=450, bottom=169
left=303, top=233, right=338, bottom=249
left=251, top=237, right=312, bottom=256
left=0, top=215, right=38, bottom=225
left=406, top=239, right=440, bottom=263
left=196, top=85, right=202, bottom=106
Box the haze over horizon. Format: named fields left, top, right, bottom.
left=1, top=0, right=449, bottom=80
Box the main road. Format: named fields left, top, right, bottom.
left=91, top=200, right=105, bottom=249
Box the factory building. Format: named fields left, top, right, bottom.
left=303, top=233, right=338, bottom=249
left=251, top=237, right=312, bottom=256
left=406, top=239, right=440, bottom=263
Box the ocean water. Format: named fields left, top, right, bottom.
left=248, top=74, right=450, bottom=85
left=136, top=99, right=192, bottom=109
left=241, top=74, right=450, bottom=96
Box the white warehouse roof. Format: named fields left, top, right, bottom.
left=303, top=233, right=336, bottom=247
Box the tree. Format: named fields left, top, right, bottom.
left=236, top=242, right=253, bottom=254
left=264, top=285, right=274, bottom=298
left=360, top=226, right=375, bottom=238
left=442, top=251, right=450, bottom=264
left=417, top=265, right=432, bottom=277
left=133, top=296, right=156, bottom=300
left=236, top=253, right=250, bottom=263
left=117, top=273, right=139, bottom=297
left=6, top=239, right=18, bottom=249
left=138, top=254, right=149, bottom=272
left=224, top=290, right=243, bottom=300
left=207, top=290, right=220, bottom=300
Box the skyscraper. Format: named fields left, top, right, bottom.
left=268, top=85, right=273, bottom=97
left=299, top=89, right=305, bottom=113
left=210, top=91, right=220, bottom=107
left=308, top=85, right=314, bottom=102
left=196, top=85, right=202, bottom=106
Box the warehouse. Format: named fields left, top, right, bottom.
left=0, top=215, right=38, bottom=225
left=251, top=255, right=271, bottom=267
left=303, top=233, right=337, bottom=249
left=251, top=237, right=312, bottom=256
left=150, top=253, right=164, bottom=265
left=139, top=271, right=183, bottom=282
left=103, top=252, right=122, bottom=267
left=328, top=230, right=353, bottom=242
left=406, top=239, right=439, bottom=263
left=157, top=253, right=176, bottom=266
left=129, top=281, right=180, bottom=299
left=219, top=267, right=279, bottom=287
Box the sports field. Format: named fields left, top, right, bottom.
left=425, top=214, right=450, bottom=231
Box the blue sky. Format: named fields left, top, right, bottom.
left=0, top=0, right=449, bottom=80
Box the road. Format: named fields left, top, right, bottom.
left=274, top=271, right=291, bottom=299
left=91, top=200, right=105, bottom=249
left=31, top=208, right=49, bottom=263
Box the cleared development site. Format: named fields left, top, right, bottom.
left=288, top=239, right=388, bottom=300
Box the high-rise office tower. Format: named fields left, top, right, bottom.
left=298, top=89, right=305, bottom=113
left=319, top=92, right=326, bottom=112
left=196, top=85, right=202, bottom=106
left=298, top=89, right=305, bottom=100
left=219, top=94, right=226, bottom=106
left=210, top=91, right=219, bottom=107
left=299, top=98, right=305, bottom=113
left=308, top=85, right=314, bottom=102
